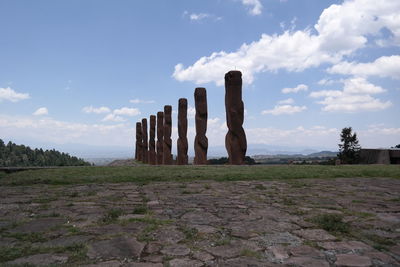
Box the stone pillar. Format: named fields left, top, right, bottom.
left=163, top=105, right=173, bottom=165
left=156, top=111, right=164, bottom=165
left=177, top=98, right=188, bottom=165
left=135, top=122, right=142, bottom=161
left=149, top=115, right=156, bottom=165
left=225, top=70, right=247, bottom=165
left=142, top=118, right=148, bottom=164
left=194, top=87, right=208, bottom=165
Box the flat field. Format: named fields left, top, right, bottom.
left=0, top=165, right=399, bottom=266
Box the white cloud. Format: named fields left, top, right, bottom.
left=113, top=107, right=141, bottom=117
left=102, top=114, right=126, bottom=122
left=190, top=13, right=209, bottom=21
left=33, top=107, right=48, bottom=116
left=82, top=106, right=111, bottom=114
left=188, top=105, right=196, bottom=119
left=129, top=98, right=155, bottom=104
left=0, top=114, right=133, bottom=147
left=0, top=87, right=30, bottom=102
left=327, top=55, right=400, bottom=79
left=310, top=77, right=391, bottom=112
left=262, top=104, right=307, bottom=115
left=173, top=0, right=400, bottom=86
left=278, top=98, right=294, bottom=104
left=242, top=0, right=263, bottom=15
left=183, top=11, right=222, bottom=22
left=282, top=84, right=308, bottom=94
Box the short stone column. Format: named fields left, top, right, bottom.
left=163, top=105, right=173, bottom=165
left=177, top=98, right=188, bottom=165
left=225, top=70, right=247, bottom=164
left=194, top=87, right=208, bottom=165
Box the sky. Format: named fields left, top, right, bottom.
left=0, top=0, right=399, bottom=157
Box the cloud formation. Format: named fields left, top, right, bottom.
left=33, top=107, right=48, bottom=116
left=282, top=84, right=308, bottom=94
left=0, top=87, right=30, bottom=102
left=242, top=0, right=263, bottom=15
left=327, top=55, right=400, bottom=79
left=129, top=98, right=155, bottom=104
left=262, top=104, right=307, bottom=115
left=82, top=106, right=111, bottom=114
left=173, top=0, right=400, bottom=86
left=310, top=77, right=391, bottom=112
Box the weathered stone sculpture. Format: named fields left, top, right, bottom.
left=194, top=87, right=208, bottom=165
left=156, top=112, right=164, bottom=165
left=163, top=105, right=173, bottom=165
left=225, top=71, right=247, bottom=164
left=149, top=115, right=156, bottom=165
left=177, top=98, right=188, bottom=165
left=135, top=122, right=142, bottom=161
left=141, top=118, right=148, bottom=164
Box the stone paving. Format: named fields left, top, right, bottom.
left=0, top=177, right=399, bottom=266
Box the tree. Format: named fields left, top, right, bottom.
left=394, top=144, right=400, bottom=148
left=337, top=127, right=361, bottom=164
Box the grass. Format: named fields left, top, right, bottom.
left=240, top=248, right=262, bottom=259
left=132, top=205, right=148, bottom=215
left=311, top=213, right=350, bottom=234
left=0, top=165, right=399, bottom=186
left=100, top=209, right=124, bottom=224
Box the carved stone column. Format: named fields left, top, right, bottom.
left=149, top=115, right=156, bottom=165
left=163, top=105, right=173, bottom=165
left=135, top=122, right=142, bottom=161
left=156, top=111, right=164, bottom=165
left=177, top=98, right=188, bottom=165
left=225, top=70, right=247, bottom=164
left=194, top=87, right=208, bottom=165
left=141, top=118, right=148, bottom=164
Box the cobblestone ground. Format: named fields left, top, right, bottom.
left=1, top=178, right=399, bottom=266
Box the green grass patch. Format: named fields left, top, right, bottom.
left=132, top=205, right=148, bottom=215
left=311, top=213, right=350, bottom=234
left=0, top=165, right=399, bottom=186
left=100, top=209, right=124, bottom=224
left=240, top=248, right=262, bottom=259
left=1, top=232, right=48, bottom=243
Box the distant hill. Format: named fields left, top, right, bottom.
left=0, top=139, right=91, bottom=167
left=307, top=151, right=338, bottom=158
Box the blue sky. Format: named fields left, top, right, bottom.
left=1, top=0, right=399, bottom=156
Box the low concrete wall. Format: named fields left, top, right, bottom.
left=359, top=149, right=400, bottom=164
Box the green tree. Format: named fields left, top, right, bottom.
left=337, top=127, right=361, bottom=164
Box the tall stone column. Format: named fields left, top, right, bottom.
left=136, top=122, right=142, bottom=161
left=194, top=87, right=208, bottom=165
left=163, top=105, right=173, bottom=165
left=177, top=98, right=188, bottom=165
left=142, top=118, right=148, bottom=164
left=156, top=111, right=164, bottom=165
left=149, top=115, right=156, bottom=165
left=225, top=70, right=247, bottom=164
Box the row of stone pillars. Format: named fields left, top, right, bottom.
left=134, top=70, right=247, bottom=165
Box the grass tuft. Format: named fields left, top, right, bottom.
left=311, top=213, right=350, bottom=234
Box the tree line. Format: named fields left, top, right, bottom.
left=0, top=139, right=90, bottom=167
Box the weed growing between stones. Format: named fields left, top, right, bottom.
left=311, top=214, right=350, bottom=234
left=132, top=205, right=148, bottom=215
left=240, top=248, right=262, bottom=259
left=100, top=209, right=124, bottom=224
